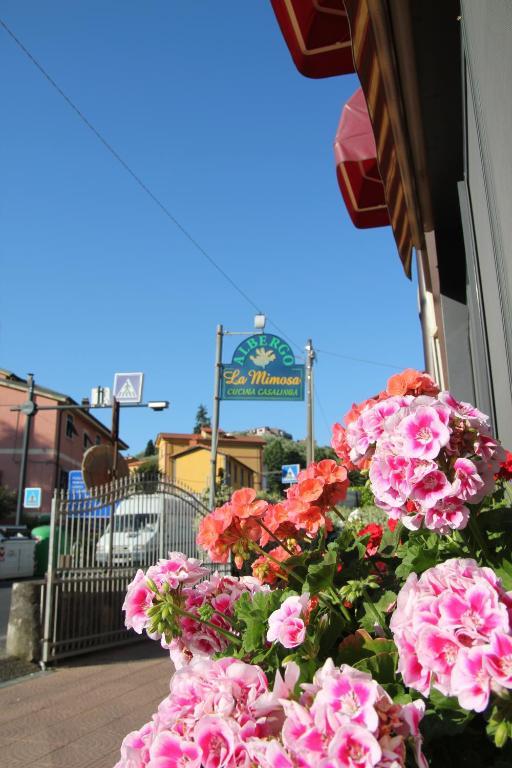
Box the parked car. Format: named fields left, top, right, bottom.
left=95, top=493, right=198, bottom=567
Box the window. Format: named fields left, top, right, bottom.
left=59, top=469, right=69, bottom=491
left=66, top=414, right=76, bottom=438
left=83, top=433, right=92, bottom=450
left=95, top=435, right=101, bottom=445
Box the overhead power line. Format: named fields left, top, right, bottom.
left=1, top=19, right=411, bottom=374
left=0, top=17, right=302, bottom=353
left=316, top=348, right=404, bottom=371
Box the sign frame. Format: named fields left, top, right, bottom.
left=113, top=372, right=144, bottom=404
left=23, top=487, right=42, bottom=509
left=281, top=464, right=300, bottom=484
left=220, top=333, right=305, bottom=402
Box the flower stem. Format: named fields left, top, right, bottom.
left=257, top=519, right=295, bottom=556
left=326, top=586, right=351, bottom=622
left=330, top=506, right=345, bottom=524
left=361, top=587, right=390, bottom=638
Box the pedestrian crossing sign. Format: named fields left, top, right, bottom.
left=281, top=464, right=300, bottom=484
left=113, top=372, right=144, bottom=404
left=24, top=487, right=42, bottom=509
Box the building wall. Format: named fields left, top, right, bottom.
left=459, top=0, right=512, bottom=447
left=174, top=450, right=211, bottom=494
left=172, top=448, right=255, bottom=495
left=157, top=435, right=263, bottom=492
left=0, top=383, right=113, bottom=516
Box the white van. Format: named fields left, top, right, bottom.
left=95, top=493, right=199, bottom=567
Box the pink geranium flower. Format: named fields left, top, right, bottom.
left=267, top=594, right=309, bottom=649
left=451, top=647, right=492, bottom=712
left=399, top=407, right=450, bottom=460
left=485, top=631, right=512, bottom=689
left=312, top=666, right=379, bottom=732
left=194, top=716, right=237, bottom=768
left=411, top=470, right=451, bottom=508
left=327, top=724, right=381, bottom=767
left=147, top=733, right=201, bottom=768
left=423, top=498, right=470, bottom=533
left=123, top=569, right=153, bottom=634
left=452, top=458, right=485, bottom=502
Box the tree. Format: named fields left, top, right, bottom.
left=144, top=439, right=156, bottom=456
left=193, top=404, right=211, bottom=434
left=263, top=437, right=306, bottom=495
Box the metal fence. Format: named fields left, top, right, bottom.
left=41, top=474, right=229, bottom=664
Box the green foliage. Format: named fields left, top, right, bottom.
left=144, top=439, right=156, bottom=456
left=264, top=437, right=305, bottom=494
left=358, top=483, right=376, bottom=507
left=193, top=404, right=211, bottom=434
left=263, top=437, right=338, bottom=494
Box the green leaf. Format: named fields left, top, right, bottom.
left=304, top=548, right=338, bottom=593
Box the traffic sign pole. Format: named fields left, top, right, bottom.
left=306, top=340, right=315, bottom=465
left=209, top=324, right=223, bottom=511
left=16, top=373, right=35, bottom=526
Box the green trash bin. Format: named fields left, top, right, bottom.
left=31, top=525, right=52, bottom=577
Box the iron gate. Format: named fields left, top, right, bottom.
left=42, top=474, right=229, bottom=664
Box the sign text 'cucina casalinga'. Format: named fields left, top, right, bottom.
left=221, top=334, right=305, bottom=401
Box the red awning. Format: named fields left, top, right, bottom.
left=270, top=0, right=354, bottom=79
left=334, top=88, right=390, bottom=229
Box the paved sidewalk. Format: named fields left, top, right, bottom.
left=0, top=641, right=172, bottom=768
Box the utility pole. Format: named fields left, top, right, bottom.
left=15, top=373, right=36, bottom=526
left=111, top=398, right=120, bottom=479
left=306, top=339, right=315, bottom=465
left=209, top=324, right=223, bottom=510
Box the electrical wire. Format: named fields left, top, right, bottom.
left=0, top=17, right=302, bottom=353
left=316, top=348, right=404, bottom=371
left=1, top=18, right=411, bottom=374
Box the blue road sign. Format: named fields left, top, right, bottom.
left=113, top=372, right=144, bottom=404
left=68, top=470, right=88, bottom=500
left=67, top=471, right=111, bottom=517
left=281, top=464, right=300, bottom=484
left=24, top=487, right=42, bottom=508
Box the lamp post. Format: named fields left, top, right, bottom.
left=15, top=374, right=35, bottom=526
left=209, top=315, right=266, bottom=511
left=305, top=339, right=316, bottom=465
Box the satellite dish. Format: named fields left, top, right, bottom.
left=82, top=445, right=129, bottom=489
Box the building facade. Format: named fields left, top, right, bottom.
left=156, top=428, right=265, bottom=494
left=0, top=369, right=127, bottom=517
left=271, top=0, right=512, bottom=448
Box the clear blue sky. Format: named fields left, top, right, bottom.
left=0, top=2, right=423, bottom=454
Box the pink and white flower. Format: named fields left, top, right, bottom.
left=391, top=559, right=512, bottom=712
left=267, top=593, right=309, bottom=649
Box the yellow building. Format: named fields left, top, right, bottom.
left=156, top=428, right=265, bottom=495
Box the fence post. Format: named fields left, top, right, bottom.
left=41, top=491, right=58, bottom=666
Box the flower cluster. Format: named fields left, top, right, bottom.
left=115, top=656, right=427, bottom=768
left=332, top=371, right=504, bottom=533
left=197, top=488, right=269, bottom=568
left=114, top=656, right=285, bottom=768
left=122, top=552, right=208, bottom=635
left=197, top=460, right=348, bottom=572
left=390, top=558, right=512, bottom=712
left=250, top=659, right=427, bottom=768
left=123, top=556, right=267, bottom=665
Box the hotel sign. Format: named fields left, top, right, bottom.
left=221, top=334, right=305, bottom=401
